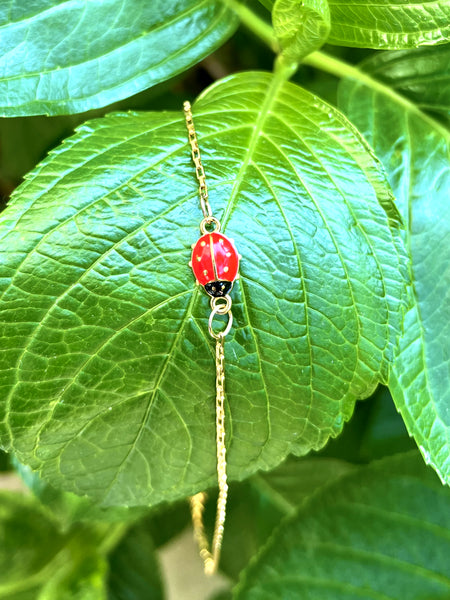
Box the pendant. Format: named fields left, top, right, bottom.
left=190, top=226, right=240, bottom=298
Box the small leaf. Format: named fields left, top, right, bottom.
left=0, top=72, right=407, bottom=506
left=234, top=452, right=450, bottom=599
left=327, top=0, right=450, bottom=49
left=339, top=47, right=450, bottom=485
left=272, top=0, right=331, bottom=63
left=0, top=0, right=238, bottom=116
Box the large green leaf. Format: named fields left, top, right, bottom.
left=234, top=452, right=450, bottom=599
left=0, top=72, right=407, bottom=506
left=339, top=48, right=450, bottom=485
left=0, top=491, right=115, bottom=599
left=272, top=0, right=331, bottom=63
left=0, top=0, right=238, bottom=117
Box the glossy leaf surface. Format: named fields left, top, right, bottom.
left=235, top=452, right=450, bottom=599
left=326, top=0, right=450, bottom=49
left=272, top=0, right=330, bottom=63
left=339, top=48, right=450, bottom=485
left=0, top=72, right=406, bottom=506
left=0, top=0, right=238, bottom=116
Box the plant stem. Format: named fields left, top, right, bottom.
left=304, top=52, right=413, bottom=111
left=223, top=0, right=278, bottom=51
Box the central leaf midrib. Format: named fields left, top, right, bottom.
left=209, top=73, right=287, bottom=462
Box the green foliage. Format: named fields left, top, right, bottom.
left=261, top=0, right=450, bottom=48
left=235, top=453, right=450, bottom=599
left=0, top=0, right=448, bottom=598
left=0, top=72, right=407, bottom=506
left=0, top=490, right=144, bottom=599
left=326, top=0, right=450, bottom=48
left=339, top=47, right=450, bottom=485
left=0, top=0, right=238, bottom=116
left=272, top=0, right=330, bottom=64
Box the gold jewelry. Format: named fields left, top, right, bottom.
left=184, top=101, right=240, bottom=575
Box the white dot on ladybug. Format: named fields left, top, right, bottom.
left=196, top=256, right=201, bottom=262
left=219, top=238, right=224, bottom=244
left=223, top=266, right=229, bottom=273
left=203, top=269, right=208, bottom=276
left=201, top=241, right=206, bottom=247
left=226, top=252, right=231, bottom=257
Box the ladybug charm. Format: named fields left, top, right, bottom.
left=190, top=231, right=240, bottom=297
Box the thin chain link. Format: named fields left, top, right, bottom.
left=184, top=101, right=231, bottom=575
left=189, top=335, right=228, bottom=575
left=183, top=100, right=212, bottom=219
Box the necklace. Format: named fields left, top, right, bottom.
left=183, top=101, right=240, bottom=575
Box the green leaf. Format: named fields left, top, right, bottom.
left=234, top=452, right=450, bottom=599
left=0, top=491, right=114, bottom=599
left=0, top=0, right=238, bottom=117
left=272, top=0, right=330, bottom=63
left=338, top=48, right=450, bottom=485
left=0, top=72, right=407, bottom=507
left=326, top=0, right=450, bottom=49
left=107, top=523, right=164, bottom=600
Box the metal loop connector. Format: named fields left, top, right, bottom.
left=210, top=294, right=232, bottom=314
left=208, top=305, right=233, bottom=340
left=200, top=216, right=221, bottom=234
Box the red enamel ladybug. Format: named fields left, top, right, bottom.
left=190, top=231, right=240, bottom=297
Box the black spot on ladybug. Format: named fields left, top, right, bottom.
left=204, top=280, right=233, bottom=298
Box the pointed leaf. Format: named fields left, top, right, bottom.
left=0, top=72, right=407, bottom=506
left=234, top=452, right=450, bottom=599
left=0, top=0, right=238, bottom=116
left=327, top=0, right=450, bottom=49
left=272, top=0, right=331, bottom=63
left=339, top=48, right=450, bottom=485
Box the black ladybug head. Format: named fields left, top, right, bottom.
left=204, top=280, right=233, bottom=298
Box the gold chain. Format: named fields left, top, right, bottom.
left=189, top=335, right=228, bottom=575
left=184, top=100, right=231, bottom=575
left=184, top=100, right=212, bottom=219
